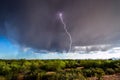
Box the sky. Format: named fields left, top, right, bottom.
left=0, top=0, right=120, bottom=59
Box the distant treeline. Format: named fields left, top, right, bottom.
left=0, top=59, right=119, bottom=80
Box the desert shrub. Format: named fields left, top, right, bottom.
left=101, top=60, right=116, bottom=69
left=79, top=60, right=103, bottom=68
left=114, top=68, right=120, bottom=73
left=0, top=65, right=11, bottom=75
left=92, top=68, right=105, bottom=75
left=39, top=70, right=86, bottom=80
left=36, top=72, right=46, bottom=80
left=114, top=62, right=120, bottom=68
left=41, top=60, right=66, bottom=71
left=5, top=73, right=19, bottom=80
left=10, top=63, right=21, bottom=73
left=92, top=68, right=105, bottom=79
left=77, top=73, right=86, bottom=80
left=30, top=62, right=40, bottom=72
left=52, top=72, right=86, bottom=80
left=82, top=69, right=93, bottom=77
left=105, top=68, right=115, bottom=74
left=24, top=72, right=38, bottom=80
left=19, top=61, right=32, bottom=73
left=83, top=68, right=105, bottom=78
left=0, top=60, right=119, bottom=80
left=41, top=73, right=57, bottom=80
left=0, top=76, right=6, bottom=80
left=65, top=60, right=78, bottom=68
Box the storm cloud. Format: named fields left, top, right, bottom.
left=1, top=0, right=120, bottom=52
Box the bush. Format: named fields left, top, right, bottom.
left=0, top=60, right=119, bottom=80
left=65, top=60, right=78, bottom=68
left=106, top=68, right=115, bottom=74
left=10, top=63, right=21, bottom=73
left=92, top=68, right=105, bottom=80
left=83, top=68, right=105, bottom=79
left=0, top=65, right=11, bottom=75
left=79, top=60, right=103, bottom=68
left=41, top=73, right=56, bottom=80
left=24, top=72, right=37, bottom=80
left=41, top=60, right=66, bottom=71
left=0, top=76, right=6, bottom=80
left=114, top=68, right=120, bottom=73
left=83, top=69, right=93, bottom=77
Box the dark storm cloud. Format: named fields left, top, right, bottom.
left=1, top=0, right=120, bottom=51
left=63, top=0, right=120, bottom=46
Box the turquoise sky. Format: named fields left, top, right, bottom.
left=0, top=36, right=19, bottom=59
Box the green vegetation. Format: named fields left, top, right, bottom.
left=0, top=59, right=119, bottom=80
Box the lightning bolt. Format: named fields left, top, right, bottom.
left=58, top=12, right=72, bottom=53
